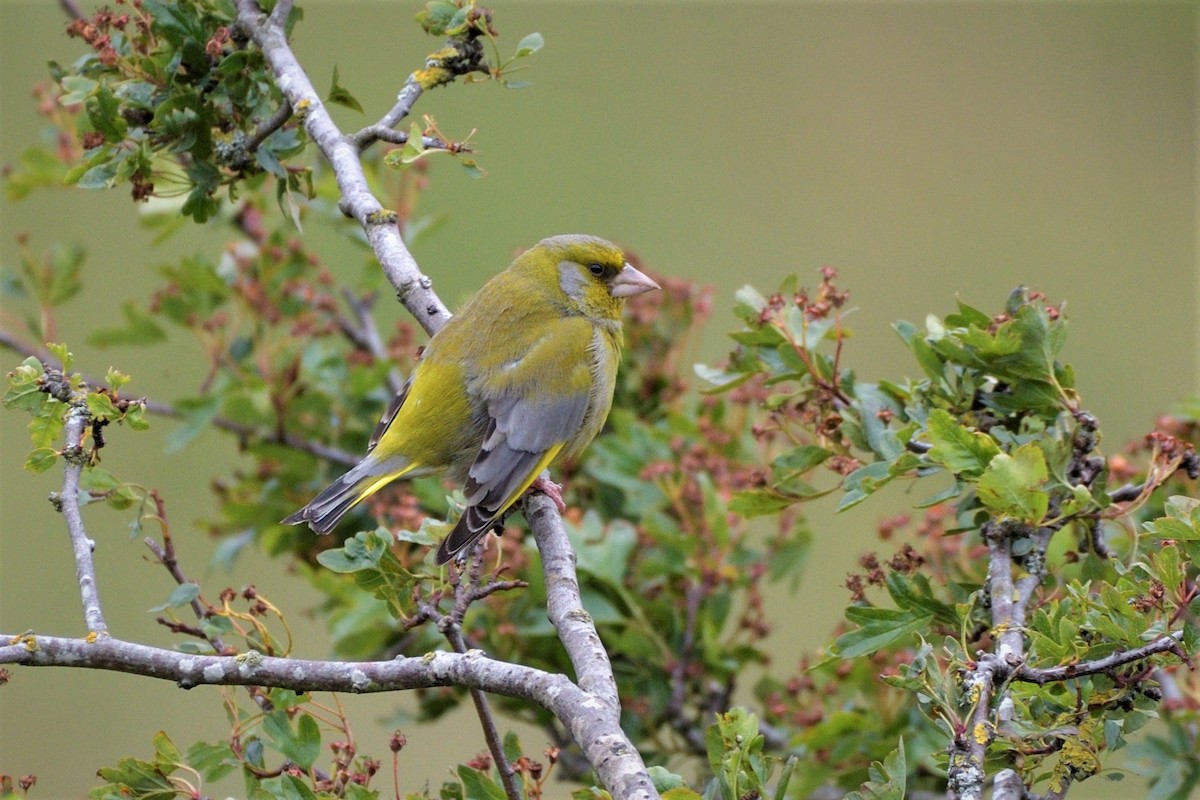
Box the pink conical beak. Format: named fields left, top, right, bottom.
left=610, top=263, right=661, bottom=298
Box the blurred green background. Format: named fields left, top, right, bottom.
left=0, top=2, right=1195, bottom=797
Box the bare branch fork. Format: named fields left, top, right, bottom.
left=4, top=2, right=658, bottom=798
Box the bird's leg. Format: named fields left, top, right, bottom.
left=529, top=473, right=566, bottom=513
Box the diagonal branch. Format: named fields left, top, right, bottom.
left=232, top=0, right=450, bottom=334
left=228, top=5, right=654, bottom=798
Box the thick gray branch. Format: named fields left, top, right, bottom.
left=0, top=633, right=652, bottom=798
left=526, top=494, right=655, bottom=799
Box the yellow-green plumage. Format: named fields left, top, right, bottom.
left=283, top=234, right=660, bottom=564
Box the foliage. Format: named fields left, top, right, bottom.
left=3, top=1, right=1199, bottom=799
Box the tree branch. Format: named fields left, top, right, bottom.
left=1013, top=632, right=1185, bottom=685
left=352, top=76, right=425, bottom=150
left=7, top=5, right=655, bottom=797
left=232, top=0, right=450, bottom=334
left=57, top=407, right=109, bottom=637
left=525, top=493, right=656, bottom=799
left=0, top=633, right=653, bottom=798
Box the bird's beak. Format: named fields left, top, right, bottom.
left=610, top=263, right=661, bottom=298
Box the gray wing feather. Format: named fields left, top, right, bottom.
left=436, top=391, right=589, bottom=564
left=464, top=391, right=588, bottom=508
left=367, top=375, right=412, bottom=453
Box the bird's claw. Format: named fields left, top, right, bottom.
left=529, top=475, right=566, bottom=513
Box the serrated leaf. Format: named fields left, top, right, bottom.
left=835, top=607, right=932, bottom=658
left=925, top=408, right=1000, bottom=478
left=27, top=402, right=65, bottom=448
left=87, top=391, right=120, bottom=420
left=104, top=366, right=131, bottom=391
left=977, top=442, right=1049, bottom=523
left=124, top=403, right=150, bottom=431
left=185, top=740, right=236, bottom=782
left=845, top=739, right=906, bottom=800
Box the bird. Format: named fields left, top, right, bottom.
left=283, top=234, right=660, bottom=565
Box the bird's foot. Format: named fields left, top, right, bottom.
left=529, top=474, right=566, bottom=513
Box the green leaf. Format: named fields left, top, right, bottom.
left=327, top=65, right=364, bottom=113
left=81, top=467, right=121, bottom=493
left=87, top=391, right=120, bottom=421
left=925, top=408, right=1000, bottom=477
left=185, top=740, right=236, bottom=782
left=315, top=529, right=391, bottom=573
left=263, top=711, right=321, bottom=770
left=845, top=739, right=906, bottom=800
left=647, top=766, right=687, bottom=792
left=456, top=765, right=506, bottom=800
left=27, top=402, right=65, bottom=448
left=772, top=444, right=832, bottom=475
left=124, top=403, right=150, bottom=431
left=24, top=447, right=58, bottom=473
left=147, top=582, right=200, bottom=613
left=501, top=730, right=523, bottom=764
left=105, top=367, right=132, bottom=391
left=977, top=442, right=1049, bottom=523
left=835, top=607, right=932, bottom=658
left=729, top=489, right=793, bottom=518
left=59, top=75, right=97, bottom=105
left=514, top=32, right=544, bottom=57
left=86, top=84, right=129, bottom=143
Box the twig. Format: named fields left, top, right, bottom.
left=243, top=99, right=294, bottom=157
left=58, top=407, right=109, bottom=637
left=666, top=579, right=708, bottom=753
left=525, top=493, right=619, bottom=707
left=416, top=541, right=521, bottom=800
left=338, top=288, right=405, bottom=396
left=1013, top=632, right=1185, bottom=685
left=142, top=489, right=231, bottom=655
left=58, top=0, right=85, bottom=21
left=445, top=625, right=521, bottom=800
left=525, top=493, right=656, bottom=798
left=352, top=76, right=425, bottom=150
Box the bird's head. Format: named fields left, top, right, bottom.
left=523, top=234, right=660, bottom=320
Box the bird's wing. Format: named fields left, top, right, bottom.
left=367, top=374, right=412, bottom=453
left=435, top=322, right=596, bottom=562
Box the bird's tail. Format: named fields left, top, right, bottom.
left=434, top=505, right=500, bottom=565
left=283, top=457, right=418, bottom=534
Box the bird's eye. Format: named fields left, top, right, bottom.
left=587, top=263, right=604, bottom=276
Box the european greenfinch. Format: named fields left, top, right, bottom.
left=284, top=234, right=660, bottom=564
